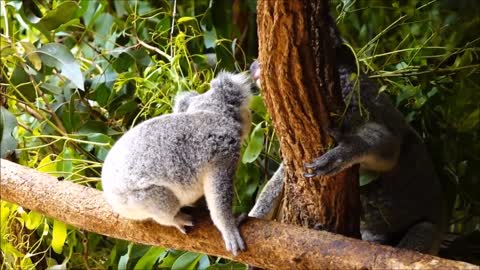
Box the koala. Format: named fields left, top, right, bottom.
left=248, top=17, right=445, bottom=254
left=101, top=71, right=252, bottom=256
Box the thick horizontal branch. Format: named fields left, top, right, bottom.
left=0, top=159, right=477, bottom=270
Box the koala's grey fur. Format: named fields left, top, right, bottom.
left=248, top=164, right=284, bottom=220
left=102, top=71, right=252, bottom=256
left=248, top=16, right=445, bottom=254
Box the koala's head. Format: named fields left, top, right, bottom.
left=210, top=71, right=252, bottom=139
left=178, top=72, right=252, bottom=138
left=173, top=72, right=252, bottom=116
left=209, top=71, right=252, bottom=110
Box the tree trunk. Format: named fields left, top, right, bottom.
left=257, top=0, right=360, bottom=237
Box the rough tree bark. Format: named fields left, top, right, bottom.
left=1, top=159, right=477, bottom=269
left=257, top=0, right=360, bottom=237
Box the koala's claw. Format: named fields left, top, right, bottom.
left=304, top=165, right=343, bottom=178
left=174, top=213, right=194, bottom=234
left=304, top=161, right=318, bottom=169
left=304, top=155, right=330, bottom=171
left=304, top=172, right=319, bottom=178
left=304, top=154, right=344, bottom=178
left=224, top=227, right=245, bottom=256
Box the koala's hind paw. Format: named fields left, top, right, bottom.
left=224, top=227, right=246, bottom=256
left=174, top=213, right=194, bottom=234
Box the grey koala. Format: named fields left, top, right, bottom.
left=248, top=17, right=445, bottom=254
left=102, top=71, right=252, bottom=256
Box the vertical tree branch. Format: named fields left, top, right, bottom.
left=257, top=0, right=360, bottom=237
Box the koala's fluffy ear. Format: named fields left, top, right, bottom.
left=231, top=72, right=251, bottom=87
left=211, top=71, right=250, bottom=89
left=173, top=91, right=199, bottom=113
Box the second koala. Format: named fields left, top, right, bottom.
left=248, top=16, right=445, bottom=254
left=101, top=72, right=251, bottom=256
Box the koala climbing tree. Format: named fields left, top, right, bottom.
left=255, top=0, right=361, bottom=237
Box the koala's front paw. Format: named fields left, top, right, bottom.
left=223, top=227, right=246, bottom=256
left=304, top=147, right=348, bottom=177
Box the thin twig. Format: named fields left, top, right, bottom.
left=136, top=37, right=172, bottom=61
left=369, top=64, right=480, bottom=78
left=170, top=0, right=177, bottom=56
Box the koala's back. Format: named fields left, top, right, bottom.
left=102, top=111, right=241, bottom=204
left=360, top=130, right=445, bottom=244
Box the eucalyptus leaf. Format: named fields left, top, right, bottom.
left=115, top=100, right=139, bottom=118
left=171, top=252, right=201, bottom=270
left=10, top=66, right=36, bottom=101
left=36, top=43, right=84, bottom=90
left=113, top=53, right=135, bottom=73
left=1, top=242, right=23, bottom=258
left=0, top=204, right=11, bottom=229
left=20, top=257, right=35, bottom=270
left=51, top=219, right=67, bottom=254
left=133, top=247, right=166, bottom=270
left=118, top=243, right=133, bottom=270
left=20, top=41, right=42, bottom=70
left=158, top=250, right=183, bottom=268
left=25, top=211, right=43, bottom=230
left=0, top=107, right=18, bottom=158
left=37, top=155, right=58, bottom=176
left=197, top=255, right=211, bottom=270
left=242, top=123, right=265, bottom=164
left=202, top=25, right=217, bottom=49
left=177, top=17, right=195, bottom=23
left=78, top=120, right=109, bottom=135
left=40, top=83, right=63, bottom=95
left=250, top=95, right=267, bottom=117
left=34, top=1, right=81, bottom=31
left=359, top=169, right=380, bottom=186
left=57, top=147, right=74, bottom=178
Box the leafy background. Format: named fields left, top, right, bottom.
left=0, top=0, right=478, bottom=269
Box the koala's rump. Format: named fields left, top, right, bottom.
left=102, top=112, right=240, bottom=200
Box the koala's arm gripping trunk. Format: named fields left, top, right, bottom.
left=257, top=0, right=360, bottom=236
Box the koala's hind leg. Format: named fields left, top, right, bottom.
left=397, top=221, right=442, bottom=254
left=203, top=162, right=245, bottom=256
left=125, top=185, right=193, bottom=234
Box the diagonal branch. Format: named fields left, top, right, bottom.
left=0, top=159, right=477, bottom=270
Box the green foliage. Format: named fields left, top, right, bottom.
left=0, top=0, right=257, bottom=268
